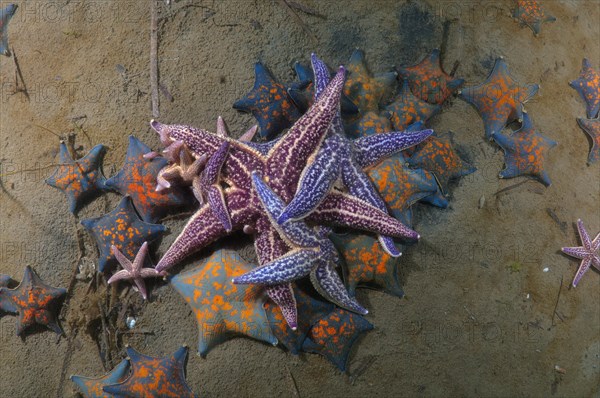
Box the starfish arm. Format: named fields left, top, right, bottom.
left=139, top=268, right=162, bottom=278
left=206, top=185, right=233, bottom=232
left=278, top=137, right=341, bottom=223
left=572, top=257, right=592, bottom=287
left=182, top=154, right=208, bottom=182
left=592, top=255, right=600, bottom=270
left=592, top=232, right=600, bottom=252
left=132, top=242, right=149, bottom=273
left=353, top=129, right=434, bottom=168
left=201, top=142, right=229, bottom=185
left=156, top=204, right=227, bottom=272
left=111, top=246, right=134, bottom=273
left=150, top=120, right=224, bottom=159
left=132, top=277, right=149, bottom=300
left=252, top=172, right=320, bottom=247
left=233, top=248, right=318, bottom=285
left=341, top=160, right=401, bottom=256
left=561, top=246, right=588, bottom=260
left=266, top=66, right=346, bottom=192
left=191, top=177, right=204, bottom=204
left=265, top=284, right=298, bottom=330
left=107, top=269, right=133, bottom=284
left=576, top=219, right=593, bottom=250
left=239, top=125, right=258, bottom=142
left=312, top=191, right=419, bottom=240
left=310, top=262, right=368, bottom=314
left=311, top=53, right=331, bottom=98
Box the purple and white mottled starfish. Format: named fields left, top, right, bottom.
left=150, top=67, right=418, bottom=328
left=278, top=54, right=432, bottom=256
left=561, top=219, right=600, bottom=287
left=107, top=242, right=164, bottom=300
left=233, top=172, right=367, bottom=314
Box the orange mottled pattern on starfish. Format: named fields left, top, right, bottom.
left=516, top=0, right=545, bottom=24
left=171, top=250, right=277, bottom=356
left=345, top=111, right=393, bottom=138
left=570, top=59, right=600, bottom=119
left=302, top=308, right=373, bottom=371
left=332, top=233, right=404, bottom=297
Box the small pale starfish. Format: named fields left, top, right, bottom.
left=561, top=219, right=600, bottom=287
left=107, top=242, right=164, bottom=300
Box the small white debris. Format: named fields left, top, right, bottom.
left=126, top=316, right=136, bottom=329
left=478, top=195, right=485, bottom=209
left=543, top=267, right=550, bottom=273
left=554, top=365, right=566, bottom=374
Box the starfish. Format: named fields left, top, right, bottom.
left=287, top=60, right=359, bottom=115
left=576, top=117, right=600, bottom=165
left=233, top=172, right=368, bottom=314
left=345, top=110, right=394, bottom=139
left=265, top=284, right=333, bottom=354
left=344, top=48, right=398, bottom=113
left=302, top=308, right=373, bottom=372
left=0, top=3, right=17, bottom=56
left=513, top=0, right=556, bottom=36
left=170, top=250, right=277, bottom=356
left=151, top=66, right=423, bottom=327
left=0, top=274, right=10, bottom=287
left=70, top=359, right=130, bottom=398
left=103, top=345, right=196, bottom=398
left=107, top=242, right=164, bottom=300
left=492, top=113, right=557, bottom=186
left=233, top=61, right=302, bottom=139
left=278, top=54, right=430, bottom=257
left=459, top=58, right=539, bottom=140
left=81, top=196, right=166, bottom=272
left=407, top=132, right=476, bottom=194
left=398, top=49, right=465, bottom=104
left=561, top=219, right=600, bottom=287
left=105, top=135, right=192, bottom=223
left=0, top=266, right=66, bottom=336
left=46, top=142, right=107, bottom=214
left=385, top=80, right=442, bottom=130
left=569, top=58, right=600, bottom=119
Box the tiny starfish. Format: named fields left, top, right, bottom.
left=0, top=266, right=66, bottom=336
left=71, top=359, right=130, bottom=398
left=105, top=135, right=192, bottom=223
left=513, top=0, right=556, bottom=36
left=576, top=117, right=600, bottom=164
left=385, top=80, right=442, bottom=130
left=407, top=132, right=476, bottom=194
left=561, top=219, right=600, bottom=287
left=492, top=113, right=557, bottom=186
left=0, top=3, right=17, bottom=56
left=344, top=48, right=398, bottom=113
left=46, top=142, right=107, bottom=214
left=287, top=60, right=359, bottom=115
left=569, top=58, right=600, bottom=119
left=107, top=242, right=164, bottom=300
left=170, top=250, right=277, bottom=356
left=81, top=196, right=166, bottom=272
left=103, top=345, right=197, bottom=398
left=398, top=49, right=465, bottom=104
left=302, top=308, right=373, bottom=372
left=234, top=172, right=368, bottom=314
left=265, top=284, right=333, bottom=354
left=233, top=61, right=302, bottom=139
left=459, top=58, right=539, bottom=140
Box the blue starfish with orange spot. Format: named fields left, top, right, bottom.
left=302, top=308, right=373, bottom=372
left=46, top=142, right=107, bottom=214
left=513, top=0, right=556, bottom=36
left=576, top=117, right=600, bottom=165
left=385, top=80, right=441, bottom=131
left=233, top=62, right=302, bottom=139
left=170, top=250, right=277, bottom=356
left=71, top=359, right=130, bottom=398
left=0, top=266, right=66, bottom=336
left=81, top=196, right=166, bottom=272
left=492, top=113, right=557, bottom=186
left=398, top=49, right=464, bottom=104
left=459, top=58, right=539, bottom=140
left=570, top=58, right=600, bottom=119
left=0, top=3, right=17, bottom=56
left=105, top=136, right=192, bottom=223
left=103, top=346, right=196, bottom=398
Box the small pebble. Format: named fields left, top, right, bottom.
left=543, top=267, right=549, bottom=273
left=126, top=316, right=136, bottom=329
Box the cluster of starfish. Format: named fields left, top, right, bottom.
left=459, top=57, right=557, bottom=186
